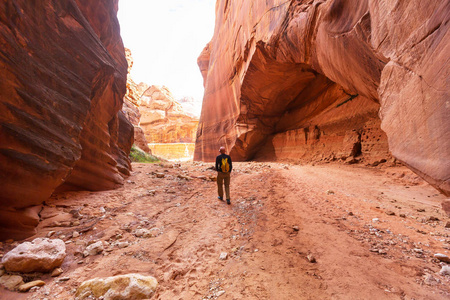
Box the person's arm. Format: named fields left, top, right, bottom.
left=215, top=156, right=219, bottom=172
left=229, top=155, right=232, bottom=172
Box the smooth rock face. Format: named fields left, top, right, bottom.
left=194, top=0, right=450, bottom=195
left=2, top=238, right=66, bottom=273
left=0, top=0, right=133, bottom=240
left=75, top=273, right=158, bottom=300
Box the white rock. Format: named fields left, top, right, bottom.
left=134, top=229, right=152, bottom=238
left=440, top=265, right=450, bottom=276
left=75, top=273, right=158, bottom=300
left=117, top=242, right=129, bottom=249
left=72, top=231, right=80, bottom=238
left=84, top=241, right=104, bottom=257
left=1, top=238, right=66, bottom=273
left=219, top=252, right=228, bottom=260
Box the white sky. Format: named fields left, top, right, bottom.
left=117, top=0, right=216, bottom=102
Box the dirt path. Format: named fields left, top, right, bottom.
left=1, top=162, right=449, bottom=299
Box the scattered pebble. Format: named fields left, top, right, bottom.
left=72, top=231, right=80, bottom=238
left=307, top=254, right=316, bottom=263
left=51, top=268, right=63, bottom=277
left=18, top=280, right=45, bottom=292
left=219, top=252, right=228, bottom=260
left=58, top=277, right=70, bottom=282
left=385, top=211, right=395, bottom=216
left=292, top=226, right=300, bottom=231
left=434, top=253, right=450, bottom=263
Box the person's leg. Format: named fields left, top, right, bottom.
left=224, top=173, right=231, bottom=203
left=217, top=172, right=224, bottom=199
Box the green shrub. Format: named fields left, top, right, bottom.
left=129, top=145, right=159, bottom=163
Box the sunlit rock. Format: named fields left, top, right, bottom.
left=194, top=0, right=449, bottom=195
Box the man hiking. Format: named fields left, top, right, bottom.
left=215, top=146, right=232, bottom=205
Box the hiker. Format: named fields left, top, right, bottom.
left=215, top=146, right=232, bottom=205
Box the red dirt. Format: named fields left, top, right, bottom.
left=1, top=162, right=449, bottom=299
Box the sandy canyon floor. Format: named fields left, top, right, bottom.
left=1, top=161, right=449, bottom=300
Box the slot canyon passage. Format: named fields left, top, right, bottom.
left=0, top=0, right=449, bottom=299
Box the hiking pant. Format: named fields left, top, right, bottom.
left=217, top=172, right=231, bottom=200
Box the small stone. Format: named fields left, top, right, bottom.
left=372, top=218, right=379, bottom=223
left=72, top=220, right=81, bottom=226
left=216, top=290, right=226, bottom=297
left=440, top=265, right=450, bottom=276
left=99, top=207, right=106, bottom=214
left=417, top=208, right=425, bottom=212
left=18, top=280, right=45, bottom=292
left=51, top=268, right=63, bottom=277
left=155, top=173, right=165, bottom=178
left=134, top=229, right=152, bottom=238
left=117, top=242, right=129, bottom=249
left=326, top=190, right=335, bottom=195
left=58, top=277, right=70, bottom=282
left=84, top=241, right=103, bottom=257
left=219, top=252, right=228, bottom=260
left=348, top=212, right=354, bottom=216
left=434, top=253, right=450, bottom=263
left=399, top=213, right=406, bottom=218
left=292, top=226, right=300, bottom=231
left=47, top=231, right=56, bottom=237
left=0, top=274, right=24, bottom=290
left=385, top=211, right=395, bottom=216
left=427, top=216, right=439, bottom=221
left=378, top=249, right=387, bottom=254
left=307, top=254, right=316, bottom=263
left=72, top=231, right=80, bottom=238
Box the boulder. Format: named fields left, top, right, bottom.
left=1, top=238, right=66, bottom=273
left=75, top=274, right=158, bottom=300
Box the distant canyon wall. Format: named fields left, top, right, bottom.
left=195, top=0, right=450, bottom=195
left=139, top=85, right=199, bottom=144
left=0, top=0, right=132, bottom=239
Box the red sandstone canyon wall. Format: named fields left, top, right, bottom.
left=195, top=0, right=450, bottom=195
left=0, top=0, right=132, bottom=239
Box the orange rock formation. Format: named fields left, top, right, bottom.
left=0, top=0, right=132, bottom=239
left=140, top=86, right=199, bottom=144
left=195, top=0, right=450, bottom=195
left=122, top=48, right=151, bottom=153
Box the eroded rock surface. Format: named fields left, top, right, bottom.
left=0, top=0, right=132, bottom=240
left=194, top=0, right=450, bottom=195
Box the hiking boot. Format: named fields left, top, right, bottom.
left=218, top=196, right=223, bottom=201
left=226, top=199, right=231, bottom=205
